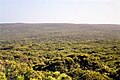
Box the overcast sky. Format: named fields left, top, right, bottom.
left=0, top=0, right=120, bottom=24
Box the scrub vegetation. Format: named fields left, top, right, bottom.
left=0, top=23, right=120, bottom=80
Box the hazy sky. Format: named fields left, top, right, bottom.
left=0, top=0, right=120, bottom=24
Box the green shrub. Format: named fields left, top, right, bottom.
left=53, top=71, right=60, bottom=78
left=0, top=72, right=7, bottom=80
left=24, top=70, right=43, bottom=80
left=16, top=75, right=24, bottom=80
left=47, top=76, right=56, bottom=80
left=68, top=68, right=86, bottom=79
left=81, top=70, right=110, bottom=80
left=57, top=73, right=72, bottom=80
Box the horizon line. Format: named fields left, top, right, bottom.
left=0, top=22, right=120, bottom=25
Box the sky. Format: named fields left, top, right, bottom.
left=0, top=0, right=120, bottom=24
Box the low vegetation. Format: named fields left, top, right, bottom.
left=0, top=23, right=120, bottom=80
